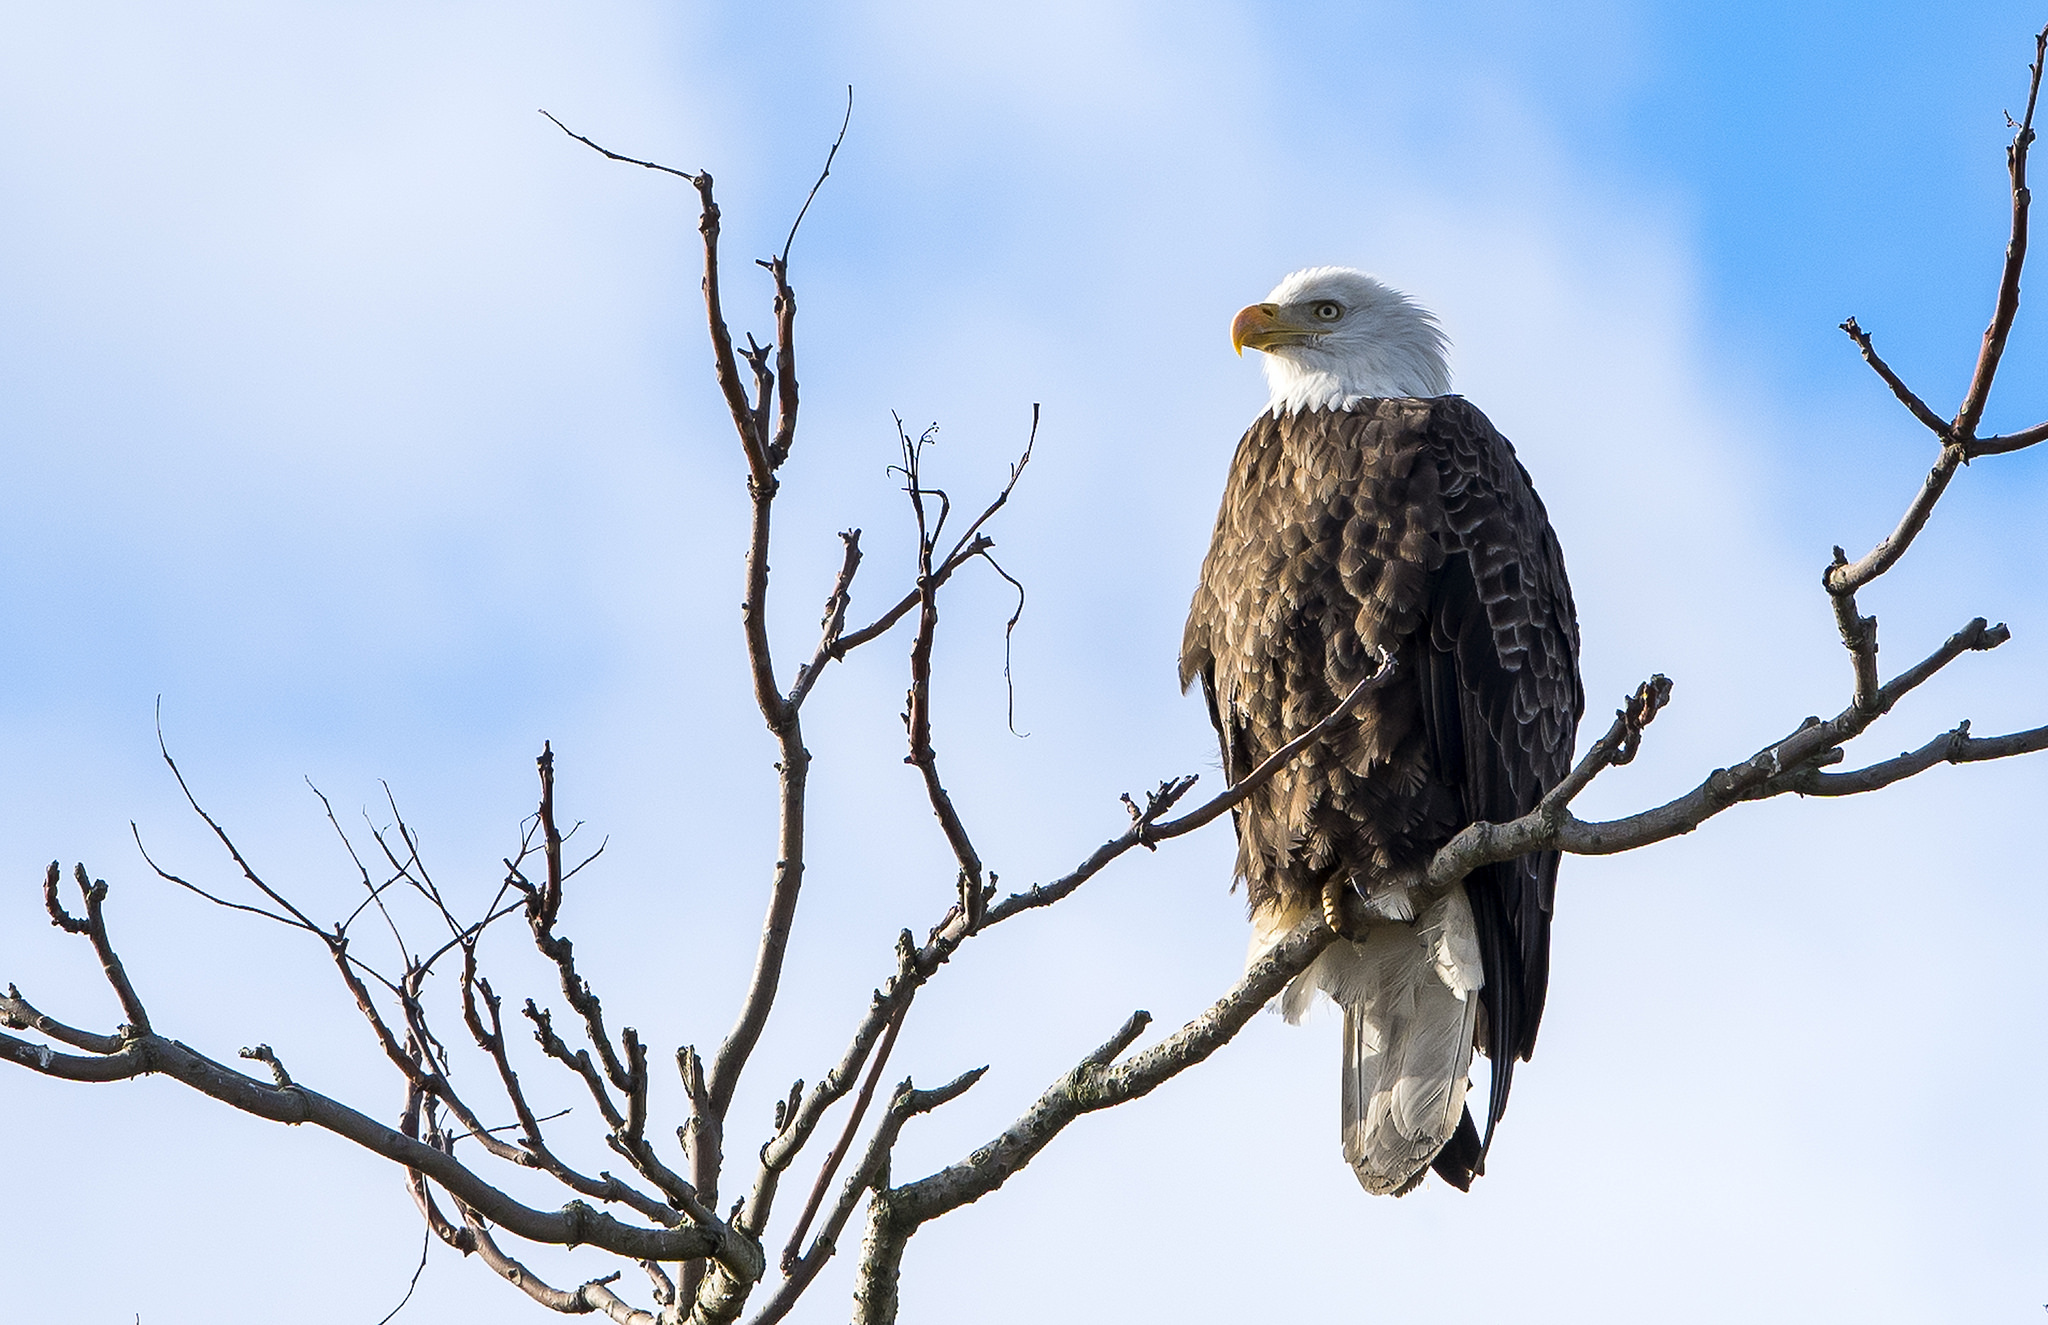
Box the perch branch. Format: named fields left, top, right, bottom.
left=850, top=919, right=1334, bottom=1323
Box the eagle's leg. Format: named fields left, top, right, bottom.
left=1321, top=876, right=1363, bottom=940
left=1326, top=870, right=1428, bottom=937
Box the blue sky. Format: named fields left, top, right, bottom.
left=2, top=4, right=2044, bottom=1322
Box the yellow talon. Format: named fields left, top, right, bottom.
left=1321, top=878, right=1356, bottom=939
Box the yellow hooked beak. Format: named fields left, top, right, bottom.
left=1231, top=302, right=1306, bottom=355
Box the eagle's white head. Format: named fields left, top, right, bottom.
left=1232, top=267, right=1452, bottom=415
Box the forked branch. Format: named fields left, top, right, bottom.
left=1828, top=26, right=2048, bottom=605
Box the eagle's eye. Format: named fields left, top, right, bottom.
left=1311, top=301, right=1343, bottom=322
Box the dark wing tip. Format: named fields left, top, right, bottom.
left=1430, top=1106, right=1485, bottom=1191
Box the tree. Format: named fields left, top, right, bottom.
left=4, top=14, right=2045, bottom=1325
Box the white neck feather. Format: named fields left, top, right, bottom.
left=1261, top=339, right=1452, bottom=415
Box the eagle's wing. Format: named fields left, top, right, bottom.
left=1415, top=396, right=1582, bottom=1158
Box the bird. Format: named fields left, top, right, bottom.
left=1180, top=267, right=1583, bottom=1195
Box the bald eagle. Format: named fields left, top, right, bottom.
left=1181, top=268, right=1582, bottom=1195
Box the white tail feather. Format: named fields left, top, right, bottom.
left=1257, top=886, right=1482, bottom=1196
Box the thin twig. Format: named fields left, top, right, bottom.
left=779, top=88, right=852, bottom=267
left=540, top=109, right=699, bottom=182
left=371, top=1226, right=431, bottom=1325
left=779, top=1002, right=906, bottom=1272
left=1953, top=25, right=2045, bottom=440
left=830, top=537, right=990, bottom=659
left=1838, top=317, right=1951, bottom=437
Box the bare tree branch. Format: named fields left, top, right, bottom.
left=372, top=1226, right=432, bottom=1325
left=1825, top=551, right=1883, bottom=713
left=1780, top=717, right=2048, bottom=796
left=1829, top=29, right=2047, bottom=603
left=43, top=862, right=152, bottom=1034
left=0, top=1025, right=747, bottom=1269
left=895, top=412, right=1043, bottom=930
left=777, top=89, right=851, bottom=269
left=525, top=747, right=634, bottom=1096
left=1146, top=661, right=1395, bottom=844
left=464, top=1204, right=660, bottom=1323
left=784, top=529, right=863, bottom=714
left=1417, top=616, right=2025, bottom=883
left=775, top=1003, right=906, bottom=1273
left=1838, top=316, right=1951, bottom=438
left=153, top=722, right=326, bottom=936
left=540, top=110, right=699, bottom=183
left=459, top=961, right=682, bottom=1229
left=1824, top=441, right=1970, bottom=602
left=766, top=1068, right=983, bottom=1325
left=1954, top=25, right=2045, bottom=440
left=0, top=983, right=124, bottom=1054
left=829, top=536, right=991, bottom=660
left=1970, top=417, right=2048, bottom=453
left=852, top=920, right=1334, bottom=1322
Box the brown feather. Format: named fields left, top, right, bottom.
left=1182, top=397, right=1583, bottom=1181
